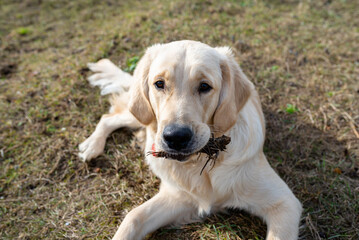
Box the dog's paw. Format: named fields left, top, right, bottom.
left=78, top=135, right=106, bottom=162
left=87, top=59, right=131, bottom=95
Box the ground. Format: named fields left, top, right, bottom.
left=0, top=0, right=358, bottom=239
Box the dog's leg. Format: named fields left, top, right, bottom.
left=236, top=161, right=302, bottom=240
left=79, top=58, right=140, bottom=161
left=263, top=195, right=302, bottom=240
left=112, top=185, right=199, bottom=240
left=79, top=110, right=141, bottom=161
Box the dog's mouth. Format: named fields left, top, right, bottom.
left=148, top=143, right=193, bottom=162
left=148, top=135, right=231, bottom=164
left=151, top=150, right=192, bottom=162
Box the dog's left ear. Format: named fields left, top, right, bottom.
left=213, top=47, right=252, bottom=133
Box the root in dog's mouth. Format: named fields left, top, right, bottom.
left=148, top=135, right=231, bottom=174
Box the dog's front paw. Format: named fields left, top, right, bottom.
left=78, top=135, right=106, bottom=162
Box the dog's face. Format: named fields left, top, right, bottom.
left=129, top=41, right=251, bottom=161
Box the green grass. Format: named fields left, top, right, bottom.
left=124, top=56, right=140, bottom=73
left=1, top=0, right=358, bottom=239
left=285, top=104, right=299, bottom=114
left=16, top=27, right=31, bottom=36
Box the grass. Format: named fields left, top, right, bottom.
left=1, top=0, right=358, bottom=239
left=124, top=56, right=140, bottom=73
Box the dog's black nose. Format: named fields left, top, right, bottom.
left=163, top=124, right=193, bottom=151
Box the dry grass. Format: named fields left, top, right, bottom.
left=1, top=0, right=358, bottom=239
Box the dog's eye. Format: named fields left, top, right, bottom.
left=198, top=82, right=212, bottom=93
left=154, top=80, right=165, bottom=89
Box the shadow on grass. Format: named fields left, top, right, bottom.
left=263, top=109, right=358, bottom=239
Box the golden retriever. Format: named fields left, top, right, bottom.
left=79, top=40, right=302, bottom=240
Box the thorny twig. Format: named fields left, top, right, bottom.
left=148, top=135, right=231, bottom=175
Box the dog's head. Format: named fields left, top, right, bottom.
left=129, top=40, right=251, bottom=161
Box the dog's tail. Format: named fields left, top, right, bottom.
left=87, top=59, right=133, bottom=95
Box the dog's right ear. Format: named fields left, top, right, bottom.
left=212, top=47, right=252, bottom=133
left=128, top=45, right=160, bottom=125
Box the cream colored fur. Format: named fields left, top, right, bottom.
left=79, top=40, right=302, bottom=240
